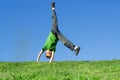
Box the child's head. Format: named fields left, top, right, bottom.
left=46, top=50, right=52, bottom=58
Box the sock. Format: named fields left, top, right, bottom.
left=52, top=7, right=55, bottom=10
left=74, top=46, right=78, bottom=50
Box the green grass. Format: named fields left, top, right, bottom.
left=0, top=60, right=120, bottom=80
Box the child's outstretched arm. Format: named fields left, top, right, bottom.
left=37, top=49, right=44, bottom=63
left=49, top=51, right=54, bottom=63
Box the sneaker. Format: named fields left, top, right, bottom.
left=75, top=46, right=80, bottom=56
left=52, top=2, right=55, bottom=8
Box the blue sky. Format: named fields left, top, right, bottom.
left=0, top=0, right=120, bottom=62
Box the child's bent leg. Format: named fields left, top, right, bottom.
left=57, top=31, right=75, bottom=51
left=57, top=31, right=80, bottom=55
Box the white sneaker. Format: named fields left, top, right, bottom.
left=74, top=46, right=80, bottom=56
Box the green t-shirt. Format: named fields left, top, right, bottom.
left=42, top=31, right=59, bottom=52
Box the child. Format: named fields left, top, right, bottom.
left=37, top=2, right=80, bottom=63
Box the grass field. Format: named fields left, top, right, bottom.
left=0, top=60, right=120, bottom=80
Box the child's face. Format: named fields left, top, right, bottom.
left=46, top=50, right=52, bottom=58
left=46, top=50, right=52, bottom=54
